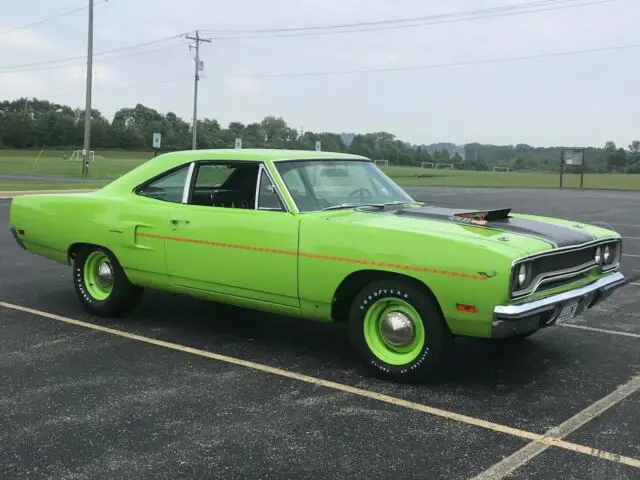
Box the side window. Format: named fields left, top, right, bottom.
left=189, top=162, right=260, bottom=209
left=136, top=165, right=189, bottom=203
left=257, top=169, right=285, bottom=211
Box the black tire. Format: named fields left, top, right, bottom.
left=72, top=245, right=143, bottom=317
left=347, top=278, right=453, bottom=383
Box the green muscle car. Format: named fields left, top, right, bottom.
left=8, top=149, right=626, bottom=382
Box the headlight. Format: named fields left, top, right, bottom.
left=517, top=263, right=529, bottom=288
left=594, top=246, right=602, bottom=264
left=603, top=244, right=611, bottom=264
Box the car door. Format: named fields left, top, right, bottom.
left=163, top=160, right=300, bottom=308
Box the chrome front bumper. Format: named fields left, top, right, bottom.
left=491, top=272, right=626, bottom=338
left=8, top=225, right=27, bottom=250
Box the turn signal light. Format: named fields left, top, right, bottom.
left=456, top=303, right=477, bottom=314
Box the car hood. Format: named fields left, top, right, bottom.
left=319, top=205, right=613, bottom=257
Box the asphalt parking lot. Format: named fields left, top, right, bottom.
left=1, top=187, right=639, bottom=479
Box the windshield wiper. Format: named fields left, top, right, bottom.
left=321, top=201, right=410, bottom=211
left=322, top=203, right=387, bottom=211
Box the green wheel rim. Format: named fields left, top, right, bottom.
left=83, top=251, right=113, bottom=301
left=363, top=296, right=426, bottom=366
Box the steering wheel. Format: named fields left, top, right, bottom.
left=349, top=187, right=372, bottom=198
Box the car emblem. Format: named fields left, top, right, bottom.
left=498, top=235, right=509, bottom=241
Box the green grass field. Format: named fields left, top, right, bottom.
left=0, top=148, right=151, bottom=181
left=1, top=148, right=638, bottom=192
left=385, top=166, right=639, bottom=190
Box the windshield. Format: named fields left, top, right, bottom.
left=274, top=159, right=415, bottom=212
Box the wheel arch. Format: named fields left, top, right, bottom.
left=67, top=242, right=121, bottom=266
left=331, top=269, right=447, bottom=328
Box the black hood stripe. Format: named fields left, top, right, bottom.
left=393, top=206, right=595, bottom=248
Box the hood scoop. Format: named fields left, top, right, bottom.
left=394, top=206, right=512, bottom=225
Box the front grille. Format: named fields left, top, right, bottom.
left=530, top=246, right=596, bottom=280
left=511, top=239, right=621, bottom=299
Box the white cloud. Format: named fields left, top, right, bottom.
left=1, top=0, right=639, bottom=147
left=226, top=77, right=261, bottom=95
left=0, top=72, right=44, bottom=96
left=0, top=29, right=55, bottom=52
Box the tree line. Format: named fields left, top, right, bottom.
left=1, top=97, right=638, bottom=173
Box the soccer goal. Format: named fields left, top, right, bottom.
left=69, top=150, right=95, bottom=163
left=420, top=162, right=435, bottom=169
left=374, top=160, right=389, bottom=169
left=436, top=163, right=454, bottom=170
left=493, top=166, right=510, bottom=172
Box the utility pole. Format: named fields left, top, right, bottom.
left=81, top=0, right=94, bottom=177
left=186, top=30, right=211, bottom=150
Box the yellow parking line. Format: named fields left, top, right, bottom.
left=1, top=300, right=639, bottom=471
left=473, top=374, right=640, bottom=479
left=561, top=324, right=640, bottom=339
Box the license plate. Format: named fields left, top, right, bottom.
left=557, top=300, right=579, bottom=324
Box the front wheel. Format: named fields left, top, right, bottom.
left=347, top=279, right=452, bottom=383
left=72, top=245, right=143, bottom=317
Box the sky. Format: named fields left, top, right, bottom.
left=1, top=0, right=639, bottom=148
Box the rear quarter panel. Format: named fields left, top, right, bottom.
left=297, top=214, right=522, bottom=337
left=8, top=192, right=170, bottom=287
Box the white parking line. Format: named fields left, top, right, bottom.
left=1, top=300, right=639, bottom=471
left=472, top=374, right=640, bottom=479
left=623, top=254, right=640, bottom=258
left=561, top=324, right=640, bottom=339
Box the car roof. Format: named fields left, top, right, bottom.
left=159, top=148, right=369, bottom=162
left=99, top=148, right=371, bottom=193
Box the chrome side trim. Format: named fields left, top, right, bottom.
left=254, top=164, right=264, bottom=210
left=182, top=162, right=196, bottom=204
left=495, top=272, right=625, bottom=320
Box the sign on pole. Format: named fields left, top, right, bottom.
left=559, top=147, right=586, bottom=188
left=315, top=140, right=321, bottom=152
left=152, top=133, right=162, bottom=149
left=235, top=138, right=242, bottom=149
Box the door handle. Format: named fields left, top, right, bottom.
left=169, top=219, right=190, bottom=229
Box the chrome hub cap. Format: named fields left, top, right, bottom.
left=96, top=261, right=113, bottom=288
left=379, top=311, right=415, bottom=347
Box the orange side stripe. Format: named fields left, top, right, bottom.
left=137, top=232, right=488, bottom=280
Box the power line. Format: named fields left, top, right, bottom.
left=202, top=0, right=589, bottom=33
left=0, top=0, right=619, bottom=74
left=185, top=30, right=212, bottom=150
left=0, top=0, right=109, bottom=38
left=200, top=0, right=619, bottom=39
left=0, top=33, right=186, bottom=72
left=233, top=41, right=640, bottom=78
left=0, top=42, right=189, bottom=75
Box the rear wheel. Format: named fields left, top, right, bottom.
left=72, top=245, right=143, bottom=317
left=347, top=279, right=452, bottom=383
